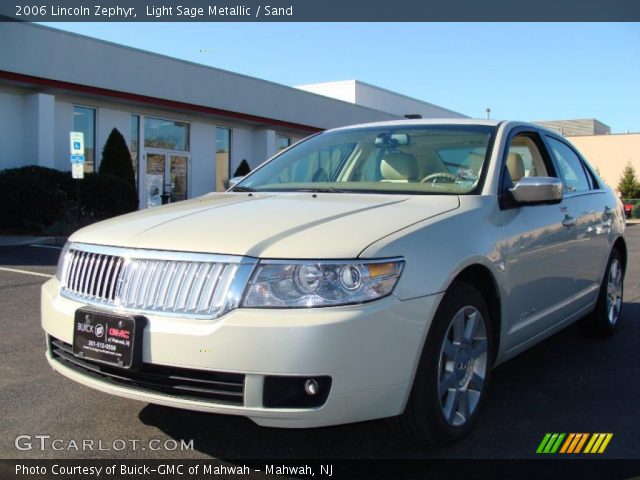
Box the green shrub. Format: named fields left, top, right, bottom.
left=233, top=159, right=251, bottom=178
left=0, top=166, right=74, bottom=233
left=0, top=165, right=138, bottom=234
left=99, top=128, right=136, bottom=194
left=79, top=173, right=137, bottom=221
left=634, top=203, right=640, bottom=220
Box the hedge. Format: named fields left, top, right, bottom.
left=0, top=166, right=137, bottom=235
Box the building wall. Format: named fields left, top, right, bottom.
left=567, top=133, right=640, bottom=193
left=0, top=23, right=398, bottom=131
left=296, top=80, right=467, bottom=119
left=536, top=119, right=611, bottom=136
left=0, top=87, right=24, bottom=169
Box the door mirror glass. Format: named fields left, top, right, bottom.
left=509, top=177, right=563, bottom=205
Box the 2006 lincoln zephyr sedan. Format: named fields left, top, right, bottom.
left=42, top=119, right=626, bottom=445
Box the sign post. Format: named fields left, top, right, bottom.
left=70, top=132, right=85, bottom=224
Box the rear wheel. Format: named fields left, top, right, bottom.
left=396, top=281, right=493, bottom=446
left=579, top=248, right=624, bottom=336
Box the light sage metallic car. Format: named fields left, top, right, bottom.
left=42, top=120, right=626, bottom=445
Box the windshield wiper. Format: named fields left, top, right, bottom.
left=296, top=187, right=351, bottom=193
left=230, top=185, right=256, bottom=192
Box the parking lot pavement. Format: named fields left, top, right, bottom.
left=0, top=229, right=638, bottom=460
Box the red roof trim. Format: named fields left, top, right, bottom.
left=0, top=70, right=323, bottom=134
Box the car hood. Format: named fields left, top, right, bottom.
left=71, top=192, right=460, bottom=259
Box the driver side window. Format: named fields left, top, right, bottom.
left=505, top=134, right=550, bottom=185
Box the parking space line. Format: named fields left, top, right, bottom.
left=0, top=267, right=53, bottom=278
left=29, top=244, right=63, bottom=250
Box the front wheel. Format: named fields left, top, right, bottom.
left=395, top=281, right=493, bottom=446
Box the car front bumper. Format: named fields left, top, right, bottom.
left=42, top=278, right=442, bottom=428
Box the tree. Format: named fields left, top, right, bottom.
left=617, top=162, right=640, bottom=199
left=99, top=128, right=136, bottom=192
left=233, top=159, right=251, bottom=178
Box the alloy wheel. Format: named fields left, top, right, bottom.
left=606, top=258, right=623, bottom=325
left=437, top=306, right=488, bottom=427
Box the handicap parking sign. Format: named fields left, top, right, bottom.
left=70, top=132, right=84, bottom=155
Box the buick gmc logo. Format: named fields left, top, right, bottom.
left=94, top=324, right=105, bottom=338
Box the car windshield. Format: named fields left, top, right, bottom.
left=236, top=125, right=496, bottom=195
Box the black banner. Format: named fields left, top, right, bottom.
left=1, top=459, right=640, bottom=480
left=1, top=0, right=639, bottom=22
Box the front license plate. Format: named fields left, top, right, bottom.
left=72, top=309, right=144, bottom=369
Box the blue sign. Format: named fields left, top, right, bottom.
left=73, top=141, right=81, bottom=151
left=70, top=154, right=85, bottom=164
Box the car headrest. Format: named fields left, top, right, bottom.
left=380, top=152, right=418, bottom=181
left=507, top=153, right=525, bottom=182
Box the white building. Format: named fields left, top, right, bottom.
left=0, top=22, right=466, bottom=208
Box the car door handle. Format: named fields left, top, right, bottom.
left=604, top=206, right=614, bottom=217
left=562, top=215, right=577, bottom=228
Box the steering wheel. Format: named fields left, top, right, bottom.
left=420, top=172, right=458, bottom=184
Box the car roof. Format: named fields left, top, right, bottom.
left=328, top=118, right=502, bottom=132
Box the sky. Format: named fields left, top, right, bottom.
left=42, top=22, right=640, bottom=133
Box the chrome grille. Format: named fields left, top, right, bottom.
left=60, top=243, right=256, bottom=318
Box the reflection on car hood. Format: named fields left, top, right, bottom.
left=71, top=192, right=460, bottom=258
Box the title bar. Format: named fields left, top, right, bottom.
left=1, top=0, right=639, bottom=22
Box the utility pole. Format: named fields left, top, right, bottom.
left=485, top=108, right=491, bottom=119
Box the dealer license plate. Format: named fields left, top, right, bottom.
left=72, top=309, right=143, bottom=369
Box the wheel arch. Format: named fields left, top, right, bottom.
left=613, top=236, right=627, bottom=273
left=450, top=264, right=502, bottom=364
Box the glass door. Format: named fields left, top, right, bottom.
left=145, top=151, right=189, bottom=207
left=169, top=155, right=188, bottom=202
left=146, top=152, right=166, bottom=208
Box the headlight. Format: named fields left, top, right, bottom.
left=242, top=259, right=404, bottom=308
left=55, top=242, right=72, bottom=283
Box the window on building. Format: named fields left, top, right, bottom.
left=73, top=106, right=96, bottom=173
left=277, top=135, right=291, bottom=151
left=216, top=127, right=231, bottom=192
left=144, top=117, right=189, bottom=151
left=130, top=114, right=140, bottom=182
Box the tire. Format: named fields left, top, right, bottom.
left=579, top=248, right=624, bottom=337
left=395, top=281, right=493, bottom=446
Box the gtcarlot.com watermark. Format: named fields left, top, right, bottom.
left=15, top=434, right=194, bottom=452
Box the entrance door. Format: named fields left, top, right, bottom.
left=145, top=151, right=188, bottom=208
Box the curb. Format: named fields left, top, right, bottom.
left=0, top=236, right=68, bottom=247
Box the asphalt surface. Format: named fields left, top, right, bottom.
left=0, top=229, right=638, bottom=461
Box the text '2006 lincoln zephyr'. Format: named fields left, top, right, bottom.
left=42, top=119, right=626, bottom=445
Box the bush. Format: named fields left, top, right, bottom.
left=233, top=159, right=251, bottom=178
left=99, top=128, right=136, bottom=193
left=0, top=166, right=74, bottom=233
left=634, top=204, right=640, bottom=220
left=79, top=173, right=137, bottom=221
left=0, top=166, right=138, bottom=235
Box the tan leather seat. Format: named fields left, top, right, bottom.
left=507, top=153, right=525, bottom=182
left=380, top=152, right=418, bottom=183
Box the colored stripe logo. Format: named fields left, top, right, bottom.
left=537, top=433, right=613, bottom=454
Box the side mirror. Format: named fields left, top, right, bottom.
left=227, top=176, right=244, bottom=189
left=509, top=177, right=563, bottom=205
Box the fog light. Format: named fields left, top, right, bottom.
left=263, top=376, right=331, bottom=408
left=304, top=379, right=319, bottom=396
